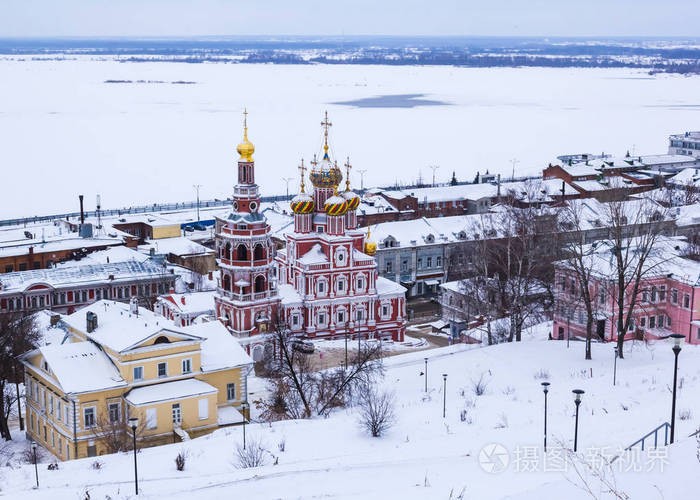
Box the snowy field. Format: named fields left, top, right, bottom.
left=2, top=326, right=699, bottom=499
left=1, top=57, right=699, bottom=218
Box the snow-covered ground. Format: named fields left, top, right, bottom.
left=1, top=58, right=699, bottom=218
left=2, top=324, right=699, bottom=499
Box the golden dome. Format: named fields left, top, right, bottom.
left=364, top=227, right=377, bottom=256
left=236, top=109, right=255, bottom=162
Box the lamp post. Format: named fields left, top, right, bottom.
left=669, top=334, right=684, bottom=444
left=572, top=389, right=584, bottom=452
left=31, top=440, right=38, bottom=489
left=344, top=330, right=348, bottom=368
left=613, top=346, right=619, bottom=386
left=241, top=402, right=250, bottom=450
left=541, top=382, right=550, bottom=452
left=193, top=184, right=202, bottom=222
left=442, top=374, right=448, bottom=418
left=424, top=357, right=428, bottom=393
left=128, top=417, right=139, bottom=495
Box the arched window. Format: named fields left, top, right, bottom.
left=254, top=244, right=265, bottom=261
left=223, top=274, right=231, bottom=291
left=236, top=244, right=248, bottom=261
left=254, top=275, right=265, bottom=293
left=154, top=336, right=170, bottom=344
left=224, top=242, right=231, bottom=259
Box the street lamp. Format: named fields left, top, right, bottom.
left=442, top=374, right=448, bottom=418
left=669, top=334, right=684, bottom=444
left=241, top=402, right=250, bottom=450
left=541, top=382, right=550, bottom=452
left=572, top=389, right=584, bottom=452
left=613, top=346, right=619, bottom=386
left=128, top=417, right=139, bottom=495
left=31, top=440, right=38, bottom=489
left=424, top=357, right=428, bottom=393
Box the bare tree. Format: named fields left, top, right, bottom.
left=256, top=322, right=385, bottom=420
left=601, top=198, right=671, bottom=358
left=0, top=312, right=39, bottom=441
left=357, top=384, right=396, bottom=437
left=89, top=411, right=146, bottom=454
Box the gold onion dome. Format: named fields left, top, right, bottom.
left=291, top=192, right=315, bottom=214
left=236, top=109, right=255, bottom=161
left=364, top=227, right=377, bottom=256
left=310, top=155, right=343, bottom=188
left=324, top=193, right=349, bottom=216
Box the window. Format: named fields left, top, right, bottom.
left=651, top=286, right=657, bottom=302
left=697, top=327, right=700, bottom=340
left=51, top=429, right=55, bottom=447
left=338, top=311, right=345, bottom=323
left=658, top=314, right=665, bottom=328
left=108, top=402, right=120, bottom=423
left=649, top=316, right=656, bottom=328
left=385, top=261, right=392, bottom=273
left=146, top=408, right=157, bottom=429
left=133, top=366, right=144, bottom=381
left=172, top=403, right=182, bottom=425
left=4, top=265, right=12, bottom=273
left=641, top=289, right=648, bottom=303
left=338, top=280, right=344, bottom=292
left=659, top=286, right=666, bottom=302
left=318, top=281, right=325, bottom=294
left=427, top=257, right=433, bottom=268
left=49, top=395, right=54, bottom=415
left=66, top=443, right=70, bottom=460
left=182, top=358, right=192, bottom=374
left=357, top=278, right=364, bottom=290
left=683, top=294, right=690, bottom=309
left=640, top=317, right=646, bottom=327
left=382, top=305, right=389, bottom=317
left=157, top=362, right=167, bottom=378
left=437, top=256, right=442, bottom=267
left=598, top=289, right=605, bottom=305
left=671, top=288, right=678, bottom=304
left=356, top=309, right=364, bottom=322
left=628, top=318, right=635, bottom=331
left=318, top=313, right=326, bottom=326
left=65, top=405, right=70, bottom=424
left=57, top=401, right=61, bottom=422
left=226, top=383, right=236, bottom=401
left=83, top=407, right=96, bottom=429
left=198, top=398, right=209, bottom=420
left=401, top=259, right=408, bottom=272
left=417, top=258, right=423, bottom=269
left=292, top=315, right=299, bottom=327
left=666, top=315, right=672, bottom=327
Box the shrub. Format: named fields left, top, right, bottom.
left=502, top=386, right=515, bottom=396
left=494, top=413, right=509, bottom=429
left=277, top=438, right=286, bottom=453
left=235, top=437, right=268, bottom=468
left=357, top=384, right=396, bottom=438
left=91, top=460, right=104, bottom=470
left=21, top=445, right=45, bottom=465
left=533, top=369, right=550, bottom=380
left=175, top=451, right=186, bottom=471
left=679, top=409, right=692, bottom=421
left=471, top=373, right=489, bottom=396
left=47, top=462, right=59, bottom=470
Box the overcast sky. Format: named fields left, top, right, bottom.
left=0, top=0, right=697, bottom=38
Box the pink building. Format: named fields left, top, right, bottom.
left=552, top=238, right=700, bottom=345
left=275, top=113, right=407, bottom=343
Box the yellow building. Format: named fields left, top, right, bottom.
left=20, top=298, right=253, bottom=460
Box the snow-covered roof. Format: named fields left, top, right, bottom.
left=298, top=244, right=328, bottom=265
left=139, top=237, right=213, bottom=257
left=34, top=341, right=127, bottom=394
left=278, top=283, right=302, bottom=305
left=62, top=300, right=200, bottom=353
left=666, top=167, right=700, bottom=187
left=181, top=321, right=253, bottom=372
left=376, top=276, right=406, bottom=295
left=0, top=259, right=171, bottom=294
left=639, top=154, right=699, bottom=167
left=157, top=291, right=217, bottom=315
left=55, top=245, right=149, bottom=268
left=32, top=310, right=69, bottom=346
left=125, top=378, right=216, bottom=406
left=0, top=235, right=124, bottom=259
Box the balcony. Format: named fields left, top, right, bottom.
left=218, top=288, right=278, bottom=302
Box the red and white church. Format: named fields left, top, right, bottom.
left=214, top=111, right=406, bottom=353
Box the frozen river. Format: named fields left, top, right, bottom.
left=0, top=57, right=698, bottom=218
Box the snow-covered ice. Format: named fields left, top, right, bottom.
left=1, top=58, right=699, bottom=218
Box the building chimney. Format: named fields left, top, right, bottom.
left=86, top=311, right=98, bottom=333
left=130, top=296, right=139, bottom=316
left=181, top=296, right=186, bottom=305
left=79, top=195, right=85, bottom=225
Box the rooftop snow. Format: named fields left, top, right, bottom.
left=125, top=378, right=217, bottom=406
left=181, top=321, right=253, bottom=372
left=158, top=291, right=217, bottom=315
left=139, top=237, right=214, bottom=257
left=298, top=244, right=328, bottom=265
left=34, top=341, right=126, bottom=394
left=0, top=259, right=170, bottom=293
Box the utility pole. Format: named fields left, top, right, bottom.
left=510, top=159, right=520, bottom=180
left=429, top=165, right=440, bottom=187
left=193, top=184, right=202, bottom=222
left=357, top=169, right=367, bottom=191
left=282, top=177, right=294, bottom=199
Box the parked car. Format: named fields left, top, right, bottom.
left=184, top=226, right=195, bottom=232
left=193, top=224, right=206, bottom=231
left=292, top=340, right=315, bottom=354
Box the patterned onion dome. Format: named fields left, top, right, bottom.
left=310, top=159, right=343, bottom=188
left=290, top=192, right=315, bottom=214
left=342, top=190, right=360, bottom=211
left=324, top=194, right=349, bottom=216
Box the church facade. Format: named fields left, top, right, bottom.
left=215, top=112, right=406, bottom=352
